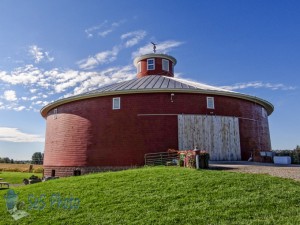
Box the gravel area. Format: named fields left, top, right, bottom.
left=209, top=161, right=300, bottom=181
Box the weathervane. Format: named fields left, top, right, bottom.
left=151, top=42, right=157, bottom=53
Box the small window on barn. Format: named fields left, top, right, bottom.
left=162, top=59, right=169, bottom=71
left=137, top=61, right=141, bottom=73
left=147, top=58, right=155, bottom=70
left=262, top=107, right=267, bottom=118
left=113, top=97, right=120, bottom=110
left=207, top=97, right=215, bottom=109
left=73, top=169, right=81, bottom=176
left=53, top=108, right=58, bottom=119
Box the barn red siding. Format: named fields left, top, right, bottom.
left=43, top=92, right=271, bottom=177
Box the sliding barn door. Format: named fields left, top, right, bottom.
left=178, top=115, right=241, bottom=161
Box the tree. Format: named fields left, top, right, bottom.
left=2, top=157, right=10, bottom=163
left=31, top=152, right=43, bottom=165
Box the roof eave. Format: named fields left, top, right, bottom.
left=40, top=89, right=274, bottom=118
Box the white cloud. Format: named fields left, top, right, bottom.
left=99, top=29, right=113, bottom=37
left=85, top=20, right=125, bottom=38
left=45, top=52, right=54, bottom=62
left=70, top=65, right=136, bottom=96
left=220, top=82, right=297, bottom=91
left=3, top=90, right=17, bottom=101
left=0, top=64, right=42, bottom=85
left=0, top=127, right=44, bottom=142
left=32, top=101, right=41, bottom=105
left=77, top=47, right=119, bottom=70
left=77, top=57, right=98, bottom=70
left=121, top=30, right=147, bottom=47
left=95, top=47, right=119, bottom=64
left=132, top=40, right=184, bottom=58
left=28, top=45, right=54, bottom=63
left=53, top=71, right=89, bottom=93
left=14, top=106, right=26, bottom=111
left=85, top=20, right=108, bottom=38
left=29, top=45, right=44, bottom=63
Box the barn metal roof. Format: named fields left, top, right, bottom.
left=41, top=75, right=274, bottom=117
left=79, top=75, right=234, bottom=95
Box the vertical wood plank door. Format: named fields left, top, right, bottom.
left=178, top=115, right=241, bottom=161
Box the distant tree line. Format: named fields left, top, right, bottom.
left=0, top=152, right=44, bottom=164
left=0, top=157, right=14, bottom=163
left=31, top=152, right=44, bottom=165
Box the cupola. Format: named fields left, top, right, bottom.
left=133, top=53, right=177, bottom=78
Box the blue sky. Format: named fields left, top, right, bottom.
left=0, top=0, right=299, bottom=160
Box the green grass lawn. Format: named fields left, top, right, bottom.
left=0, top=167, right=300, bottom=225
left=0, top=172, right=42, bottom=184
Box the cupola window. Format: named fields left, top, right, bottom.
left=137, top=62, right=141, bottom=73
left=147, top=58, right=155, bottom=70
left=53, top=108, right=58, bottom=119
left=162, top=59, right=169, bottom=71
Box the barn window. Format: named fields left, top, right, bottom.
left=113, top=97, right=120, bottom=110
left=51, top=170, right=55, bottom=177
left=53, top=108, right=58, bottom=119
left=137, top=61, right=141, bottom=73
left=147, top=58, right=155, bottom=70
left=207, top=97, right=215, bottom=109
left=262, top=107, right=267, bottom=118
left=162, top=59, right=169, bottom=71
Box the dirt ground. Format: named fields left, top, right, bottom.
left=209, top=161, right=300, bottom=181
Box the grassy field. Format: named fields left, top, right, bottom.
left=0, top=167, right=300, bottom=224
left=0, top=172, right=42, bottom=184
left=0, top=163, right=43, bottom=173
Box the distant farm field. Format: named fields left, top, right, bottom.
left=0, top=163, right=43, bottom=173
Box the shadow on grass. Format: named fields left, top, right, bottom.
left=208, top=166, right=237, bottom=171
left=0, top=188, right=10, bottom=191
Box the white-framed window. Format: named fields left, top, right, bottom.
left=147, top=58, right=155, bottom=70
left=113, top=97, right=120, bottom=110
left=53, top=108, right=58, bottom=119
left=162, top=59, right=169, bottom=71
left=207, top=97, right=215, bottom=109
left=262, top=107, right=267, bottom=118
left=137, top=61, right=141, bottom=73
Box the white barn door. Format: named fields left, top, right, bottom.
left=178, top=115, right=241, bottom=161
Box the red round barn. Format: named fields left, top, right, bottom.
left=41, top=53, right=274, bottom=177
